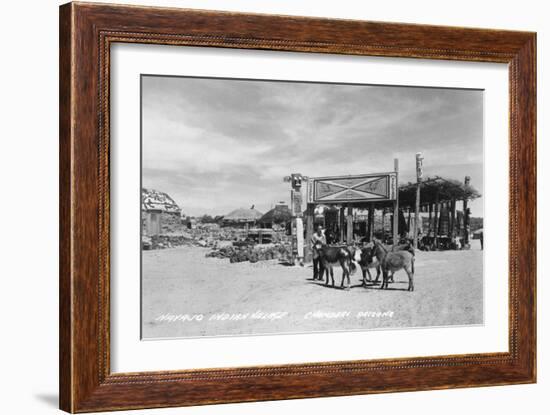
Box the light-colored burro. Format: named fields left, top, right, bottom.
left=358, top=241, right=415, bottom=291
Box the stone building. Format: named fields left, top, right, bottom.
left=141, top=188, right=182, bottom=236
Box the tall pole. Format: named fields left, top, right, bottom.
left=450, top=199, right=456, bottom=238
left=428, top=203, right=433, bottom=237
left=463, top=175, right=471, bottom=249
left=382, top=209, right=386, bottom=239
left=433, top=191, right=440, bottom=250
left=285, top=173, right=304, bottom=265
left=407, top=208, right=411, bottom=237
left=304, top=204, right=314, bottom=263
left=414, top=152, right=423, bottom=249
left=393, top=158, right=399, bottom=247
left=339, top=205, right=346, bottom=243
left=346, top=203, right=353, bottom=244
left=368, top=202, right=374, bottom=242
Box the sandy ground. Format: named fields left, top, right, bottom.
left=142, top=241, right=483, bottom=339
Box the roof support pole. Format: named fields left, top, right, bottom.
left=463, top=175, right=471, bottom=248
left=368, top=202, right=374, bottom=242
left=304, top=204, right=314, bottom=263
left=407, top=208, right=411, bottom=238
left=393, top=158, right=399, bottom=247
left=433, top=191, right=440, bottom=249
left=382, top=209, right=386, bottom=240
left=450, top=199, right=456, bottom=238
left=414, top=152, right=423, bottom=250
left=346, top=203, right=353, bottom=245
left=339, top=206, right=346, bottom=244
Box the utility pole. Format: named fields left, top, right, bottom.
left=414, top=152, right=423, bottom=250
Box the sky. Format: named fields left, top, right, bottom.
left=142, top=75, right=484, bottom=217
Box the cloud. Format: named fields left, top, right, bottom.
left=142, top=76, right=484, bottom=216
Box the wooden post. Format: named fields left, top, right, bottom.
left=433, top=191, right=439, bottom=249
left=304, top=204, right=314, bottom=262
left=414, top=152, right=423, bottom=249
left=368, top=203, right=374, bottom=242
left=463, top=176, right=471, bottom=248
left=449, top=200, right=456, bottom=238
left=451, top=199, right=456, bottom=238
left=431, top=203, right=439, bottom=235
left=407, top=208, right=411, bottom=237
left=285, top=173, right=304, bottom=265
left=393, top=158, right=399, bottom=246
left=339, top=205, right=346, bottom=243
left=346, top=203, right=353, bottom=244
left=414, top=184, right=421, bottom=245
left=435, top=202, right=440, bottom=235
left=382, top=209, right=386, bottom=239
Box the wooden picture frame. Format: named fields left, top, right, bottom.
left=59, top=2, right=536, bottom=412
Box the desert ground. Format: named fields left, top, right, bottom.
left=142, top=241, right=483, bottom=339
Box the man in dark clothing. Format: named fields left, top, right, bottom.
left=311, top=226, right=326, bottom=280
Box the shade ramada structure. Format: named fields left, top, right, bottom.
left=394, top=176, right=482, bottom=249
left=398, top=176, right=481, bottom=209
left=302, top=174, right=481, bottom=259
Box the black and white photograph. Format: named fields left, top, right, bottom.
left=140, top=75, right=484, bottom=340
left=2, top=0, right=545, bottom=413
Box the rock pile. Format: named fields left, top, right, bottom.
left=206, top=243, right=292, bottom=263
left=142, top=223, right=293, bottom=264
left=143, top=225, right=246, bottom=250
left=147, top=234, right=195, bottom=250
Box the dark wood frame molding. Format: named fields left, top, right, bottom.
left=59, top=2, right=536, bottom=412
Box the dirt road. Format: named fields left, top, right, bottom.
left=142, top=243, right=483, bottom=339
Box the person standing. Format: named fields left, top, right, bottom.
left=311, top=225, right=326, bottom=280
